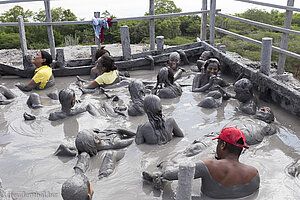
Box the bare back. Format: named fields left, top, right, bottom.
left=202, top=158, right=258, bottom=186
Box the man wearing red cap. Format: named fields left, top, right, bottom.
left=143, top=127, right=260, bottom=199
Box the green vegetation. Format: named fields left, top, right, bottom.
left=0, top=0, right=300, bottom=77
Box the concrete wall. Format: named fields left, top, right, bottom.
left=201, top=41, right=300, bottom=117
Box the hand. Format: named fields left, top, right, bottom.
left=209, top=75, right=217, bottom=85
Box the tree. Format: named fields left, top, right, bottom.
left=0, top=6, right=33, bottom=23
left=34, top=7, right=77, bottom=22
left=154, top=0, right=181, bottom=14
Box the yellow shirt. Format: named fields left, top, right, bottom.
left=32, top=65, right=53, bottom=89
left=95, top=70, right=119, bottom=85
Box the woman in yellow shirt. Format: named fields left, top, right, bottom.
left=83, top=55, right=120, bottom=89
left=16, top=50, right=55, bottom=91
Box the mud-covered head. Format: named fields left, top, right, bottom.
left=157, top=67, right=174, bottom=86
left=129, top=80, right=145, bottom=101
left=144, top=95, right=162, bottom=116
left=95, top=46, right=110, bottom=60
left=144, top=95, right=169, bottom=144
left=75, top=130, right=99, bottom=157
left=199, top=51, right=213, bottom=61
left=168, top=52, right=180, bottom=70
left=255, top=106, right=274, bottom=123
left=203, top=58, right=220, bottom=76
left=234, top=78, right=253, bottom=103
left=59, top=89, right=76, bottom=113
left=61, top=173, right=93, bottom=200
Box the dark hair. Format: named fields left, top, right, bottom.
left=95, top=46, right=110, bottom=60
left=220, top=138, right=243, bottom=156
left=40, top=50, right=53, bottom=66
left=96, top=55, right=117, bottom=73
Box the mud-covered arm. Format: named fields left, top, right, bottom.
left=98, top=150, right=117, bottom=179
left=135, top=125, right=145, bottom=145
left=217, top=85, right=233, bottom=100
left=74, top=152, right=90, bottom=174
left=116, top=128, right=136, bottom=138
left=218, top=78, right=230, bottom=87
left=174, top=68, right=184, bottom=82
left=192, top=74, right=211, bottom=92
left=170, top=118, right=184, bottom=137
left=49, top=111, right=67, bottom=121
left=15, top=80, right=40, bottom=92
left=69, top=107, right=87, bottom=116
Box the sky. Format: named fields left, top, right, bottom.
left=0, top=0, right=300, bottom=20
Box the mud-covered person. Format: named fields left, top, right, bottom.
left=80, top=55, right=120, bottom=89
left=49, top=88, right=98, bottom=121
left=143, top=127, right=259, bottom=199
left=90, top=46, right=110, bottom=79
left=168, top=52, right=185, bottom=81
left=16, top=51, right=55, bottom=91
left=135, top=95, right=184, bottom=145
left=191, top=50, right=214, bottom=72
left=192, top=58, right=229, bottom=93
left=153, top=67, right=182, bottom=99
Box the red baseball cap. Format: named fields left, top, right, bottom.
left=212, top=127, right=249, bottom=149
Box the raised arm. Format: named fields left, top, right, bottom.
left=174, top=68, right=184, bottom=82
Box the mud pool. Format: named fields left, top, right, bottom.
left=0, top=66, right=300, bottom=200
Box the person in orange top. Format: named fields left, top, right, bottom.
left=16, top=50, right=55, bottom=91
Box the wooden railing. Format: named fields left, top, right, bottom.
left=0, top=0, right=299, bottom=75
left=209, top=0, right=299, bottom=75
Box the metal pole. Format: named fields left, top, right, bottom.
left=209, top=0, right=216, bottom=45
left=200, top=0, right=208, bottom=41
left=94, top=12, right=100, bottom=47
left=261, top=37, right=272, bottom=76
left=44, top=0, right=55, bottom=59
left=149, top=0, right=155, bottom=51
left=277, top=0, right=295, bottom=74
left=18, top=15, right=27, bottom=57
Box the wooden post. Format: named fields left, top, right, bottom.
left=55, top=48, right=65, bottom=68
left=261, top=37, right=272, bottom=76
left=156, top=36, right=164, bottom=54
left=94, top=12, right=100, bottom=47
left=200, top=0, right=208, bottom=41
left=277, top=0, right=295, bottom=74
left=44, top=0, right=55, bottom=59
left=209, top=0, right=216, bottom=45
left=176, top=162, right=195, bottom=200
left=91, top=45, right=98, bottom=64
left=220, top=45, right=226, bottom=53
left=120, top=26, right=131, bottom=60
left=149, top=0, right=155, bottom=51
left=18, top=15, right=27, bottom=57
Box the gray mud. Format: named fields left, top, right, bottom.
left=0, top=66, right=300, bottom=199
